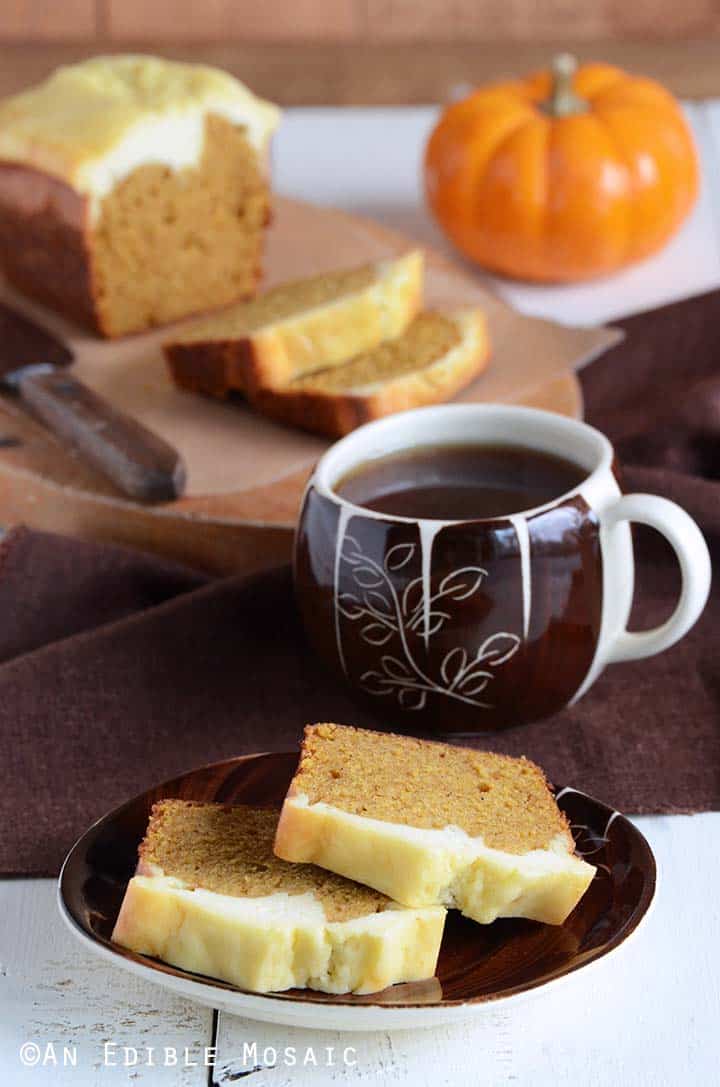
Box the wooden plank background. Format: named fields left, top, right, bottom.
left=0, top=40, right=718, bottom=105
left=1, top=0, right=719, bottom=42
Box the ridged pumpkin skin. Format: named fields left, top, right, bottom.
left=424, top=63, right=699, bottom=282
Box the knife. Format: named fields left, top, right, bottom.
left=0, top=303, right=186, bottom=503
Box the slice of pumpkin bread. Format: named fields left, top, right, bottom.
left=112, top=799, right=444, bottom=995
left=274, top=724, right=595, bottom=926
left=164, top=250, right=423, bottom=398
left=252, top=308, right=489, bottom=437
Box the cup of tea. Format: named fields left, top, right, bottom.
left=294, top=404, right=711, bottom=732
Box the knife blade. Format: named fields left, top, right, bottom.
left=0, top=303, right=186, bottom=503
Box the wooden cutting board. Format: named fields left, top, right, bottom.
left=0, top=198, right=619, bottom=575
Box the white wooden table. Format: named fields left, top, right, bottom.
left=2, top=103, right=719, bottom=1086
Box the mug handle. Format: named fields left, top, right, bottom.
left=601, top=494, right=712, bottom=663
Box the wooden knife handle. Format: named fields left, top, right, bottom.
left=18, top=370, right=186, bottom=503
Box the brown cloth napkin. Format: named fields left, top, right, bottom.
left=1, top=288, right=719, bottom=876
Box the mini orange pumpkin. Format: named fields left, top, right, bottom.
left=425, top=55, right=699, bottom=282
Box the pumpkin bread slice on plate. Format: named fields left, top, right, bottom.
left=112, top=799, right=445, bottom=995
left=274, top=724, right=595, bottom=925
left=164, top=250, right=423, bottom=398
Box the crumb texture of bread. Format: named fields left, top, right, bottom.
left=288, top=722, right=568, bottom=852
left=164, top=250, right=423, bottom=395
left=92, top=116, right=269, bottom=335
left=288, top=311, right=460, bottom=392
left=137, top=799, right=390, bottom=922
left=274, top=724, right=596, bottom=926
left=111, top=799, right=445, bottom=994
left=253, top=308, right=489, bottom=437
left=170, top=265, right=376, bottom=343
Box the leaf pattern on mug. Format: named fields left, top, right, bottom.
left=366, top=589, right=393, bottom=616
left=385, top=543, right=416, bottom=572
left=407, top=609, right=450, bottom=636
left=399, top=687, right=427, bottom=710
left=438, top=567, right=487, bottom=601
left=402, top=576, right=424, bottom=618
left=352, top=566, right=385, bottom=590
left=441, top=647, right=468, bottom=687
left=474, top=631, right=521, bottom=666
left=337, top=592, right=364, bottom=620
left=337, top=536, right=521, bottom=712
left=456, top=669, right=492, bottom=697
left=360, top=622, right=395, bottom=646
left=380, top=655, right=413, bottom=681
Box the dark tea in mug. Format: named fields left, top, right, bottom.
left=336, top=443, right=588, bottom=520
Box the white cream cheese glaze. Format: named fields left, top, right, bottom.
left=112, top=873, right=445, bottom=995
left=0, top=55, right=280, bottom=203
left=275, top=794, right=596, bottom=926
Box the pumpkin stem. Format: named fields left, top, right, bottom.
left=543, top=53, right=587, bottom=117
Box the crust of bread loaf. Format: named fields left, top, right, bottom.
left=163, top=334, right=256, bottom=397
left=252, top=309, right=490, bottom=437
left=0, top=163, right=103, bottom=332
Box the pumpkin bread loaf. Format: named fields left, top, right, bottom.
left=0, top=56, right=280, bottom=336
left=164, top=250, right=423, bottom=398
left=253, top=308, right=489, bottom=437
left=112, top=799, right=445, bottom=995
left=275, top=724, right=595, bottom=925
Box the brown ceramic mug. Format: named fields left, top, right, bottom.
left=294, top=405, right=711, bottom=733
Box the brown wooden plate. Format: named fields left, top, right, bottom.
left=58, top=752, right=655, bottom=1031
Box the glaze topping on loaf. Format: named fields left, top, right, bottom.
left=0, top=55, right=280, bottom=199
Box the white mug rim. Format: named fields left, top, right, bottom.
left=312, top=404, right=614, bottom=525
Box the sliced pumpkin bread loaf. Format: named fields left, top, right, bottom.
left=164, top=250, right=423, bottom=398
